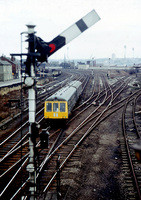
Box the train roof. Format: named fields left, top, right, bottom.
left=70, top=80, right=82, bottom=89
left=46, top=80, right=82, bottom=101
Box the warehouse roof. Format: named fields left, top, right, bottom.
left=0, top=59, right=11, bottom=65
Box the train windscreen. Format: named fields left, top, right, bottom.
left=47, top=103, right=52, bottom=112
left=60, top=103, right=65, bottom=112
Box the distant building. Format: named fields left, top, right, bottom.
left=0, top=59, right=13, bottom=81
left=77, top=64, right=89, bottom=69
left=0, top=56, right=20, bottom=78
left=87, top=60, right=96, bottom=67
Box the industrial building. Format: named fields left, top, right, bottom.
left=0, top=59, right=13, bottom=81
left=77, top=64, right=89, bottom=69
left=1, top=56, right=20, bottom=78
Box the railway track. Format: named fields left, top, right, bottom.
left=0, top=71, right=88, bottom=199
left=121, top=92, right=141, bottom=199
left=0, top=70, right=141, bottom=199
left=31, top=73, right=135, bottom=199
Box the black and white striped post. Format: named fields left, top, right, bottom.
left=25, top=23, right=38, bottom=200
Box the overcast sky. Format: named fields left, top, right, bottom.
left=0, top=0, right=141, bottom=60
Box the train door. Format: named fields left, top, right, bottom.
left=53, top=103, right=59, bottom=117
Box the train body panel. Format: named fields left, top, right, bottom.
left=44, top=80, right=82, bottom=119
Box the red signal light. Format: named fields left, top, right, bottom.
left=49, top=43, right=56, bottom=53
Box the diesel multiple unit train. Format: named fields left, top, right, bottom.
left=44, top=80, right=82, bottom=120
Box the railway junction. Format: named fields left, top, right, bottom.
left=1, top=67, right=141, bottom=199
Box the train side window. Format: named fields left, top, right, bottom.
left=53, top=103, right=59, bottom=112
left=60, top=103, right=65, bottom=112
left=47, top=103, right=52, bottom=112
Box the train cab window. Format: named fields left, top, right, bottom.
left=47, top=103, right=52, bottom=112
left=60, top=103, right=65, bottom=112
left=53, top=103, right=59, bottom=112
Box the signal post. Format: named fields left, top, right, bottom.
left=25, top=24, right=38, bottom=200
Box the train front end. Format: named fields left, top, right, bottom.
left=44, top=101, right=68, bottom=119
